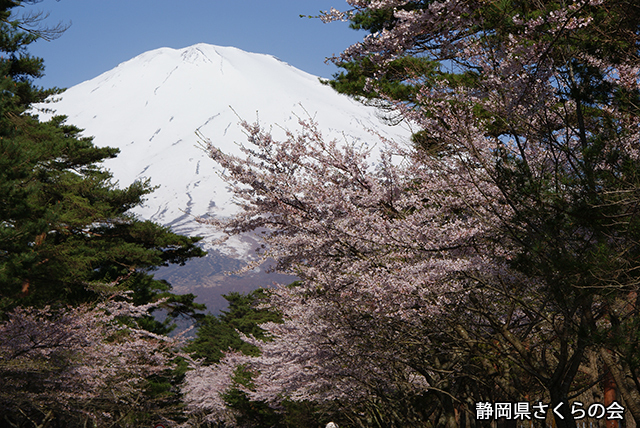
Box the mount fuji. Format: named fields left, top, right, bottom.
left=34, top=43, right=412, bottom=310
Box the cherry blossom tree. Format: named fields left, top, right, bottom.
left=0, top=295, right=181, bottom=427
left=182, top=351, right=252, bottom=427
left=185, top=0, right=640, bottom=426
left=322, top=0, right=640, bottom=424
left=187, top=115, right=531, bottom=427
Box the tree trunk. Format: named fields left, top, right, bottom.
left=599, top=348, right=640, bottom=425
left=603, top=362, right=619, bottom=428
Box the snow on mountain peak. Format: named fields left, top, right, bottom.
left=34, top=43, right=412, bottom=259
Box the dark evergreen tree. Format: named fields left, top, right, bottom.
left=185, top=289, right=281, bottom=365
left=0, top=0, right=205, bottom=330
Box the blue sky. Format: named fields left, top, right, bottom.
left=22, top=0, right=361, bottom=90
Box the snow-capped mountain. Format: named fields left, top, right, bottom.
left=34, top=44, right=411, bottom=305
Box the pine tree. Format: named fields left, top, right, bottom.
left=0, top=0, right=205, bottom=326
left=0, top=2, right=208, bottom=426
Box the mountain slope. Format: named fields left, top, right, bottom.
left=34, top=43, right=411, bottom=304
